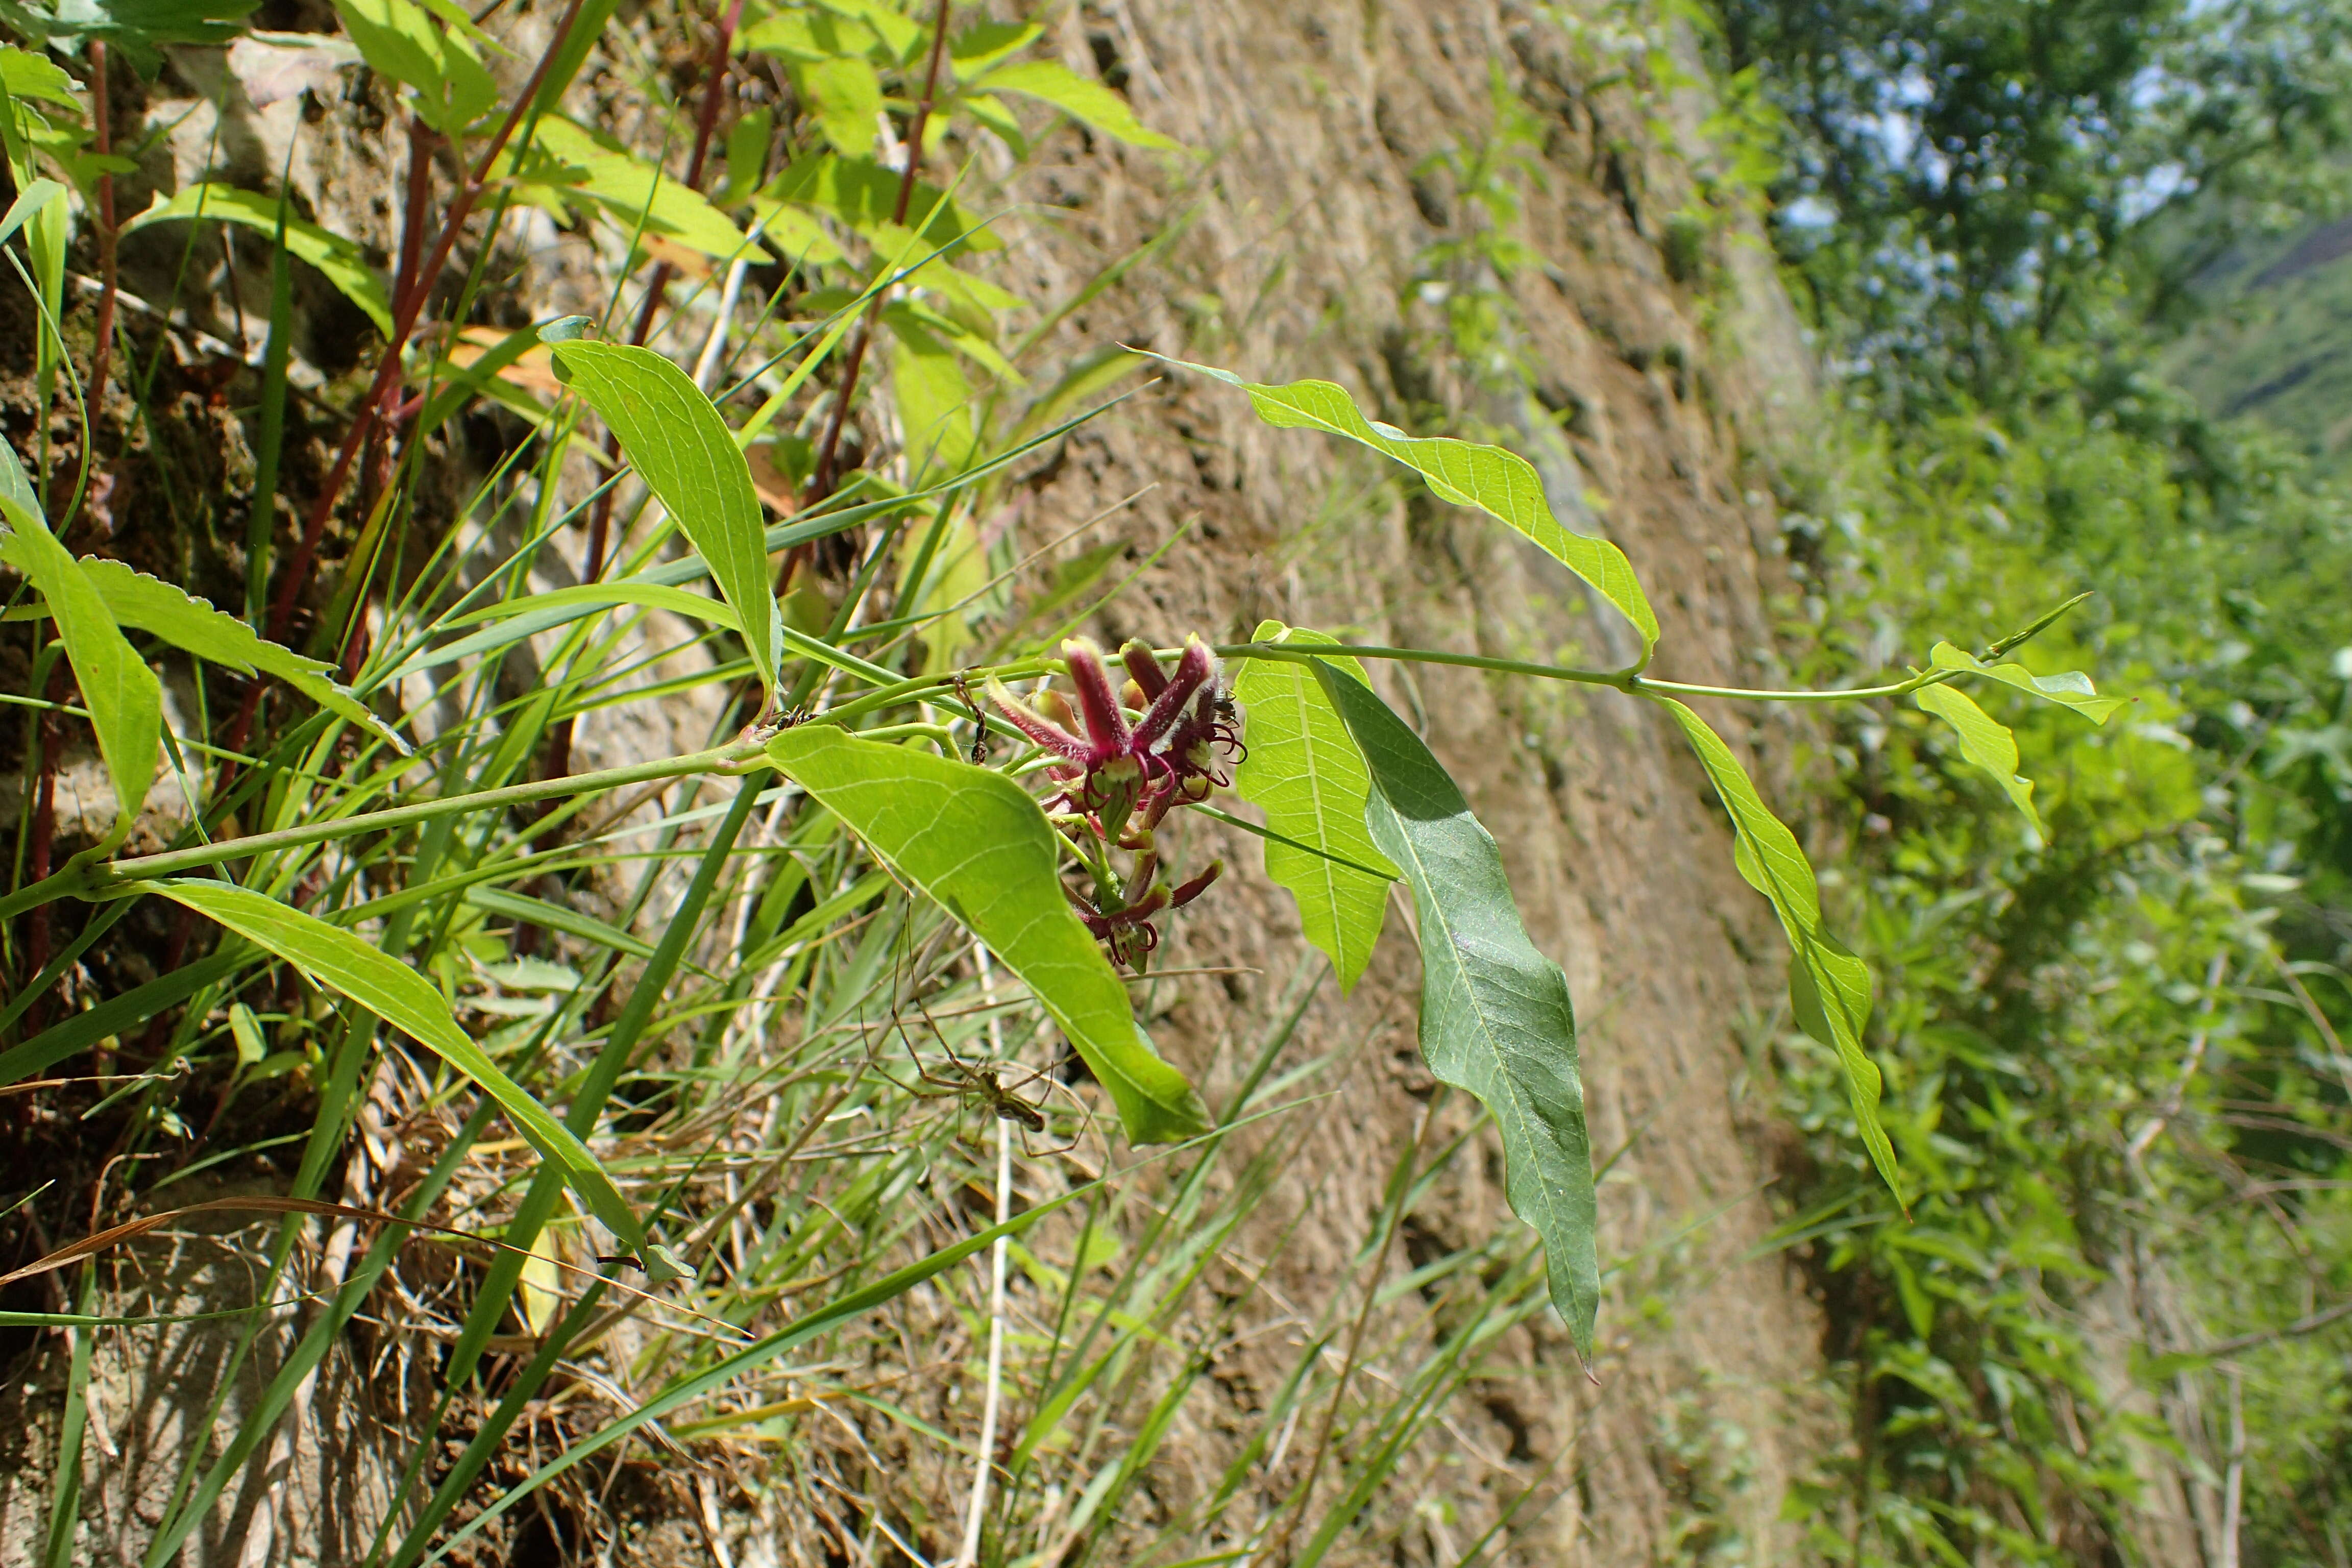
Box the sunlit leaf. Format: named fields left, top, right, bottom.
left=548, top=340, right=781, bottom=701
left=803, top=54, right=882, bottom=155
left=331, top=0, right=496, bottom=134
left=439, top=581, right=744, bottom=635
left=769, top=724, right=1211, bottom=1143
left=125, top=184, right=391, bottom=333
left=1928, top=641, right=2128, bottom=724
left=972, top=59, right=1182, bottom=151
left=145, top=878, right=645, bottom=1255
left=1655, top=697, right=1901, bottom=1202
left=1914, top=681, right=2038, bottom=828
left=1158, top=355, right=1659, bottom=658
left=59, top=558, right=407, bottom=752
left=1315, top=662, right=1598, bottom=1351
left=0, top=482, right=160, bottom=850
left=523, top=117, right=761, bottom=261
left=1231, top=623, right=1396, bottom=993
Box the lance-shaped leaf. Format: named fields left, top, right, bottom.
left=146, top=879, right=645, bottom=1256
left=43, top=559, right=407, bottom=752
left=1158, top=355, right=1658, bottom=659
left=550, top=340, right=782, bottom=701
left=0, top=493, right=160, bottom=850
left=124, top=185, right=391, bottom=333
left=1928, top=641, right=2128, bottom=724
left=769, top=724, right=1211, bottom=1144
left=1232, top=621, right=1396, bottom=992
left=1655, top=698, right=1902, bottom=1202
left=1314, top=662, right=1599, bottom=1351
left=970, top=59, right=1183, bottom=151
left=1914, top=682, right=2037, bottom=828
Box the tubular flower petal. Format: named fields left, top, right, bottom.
left=1134, top=636, right=1216, bottom=749
left=1120, top=638, right=1171, bottom=702
left=1061, top=638, right=1134, bottom=755
left=1171, top=860, right=1223, bottom=908
left=988, top=678, right=1092, bottom=765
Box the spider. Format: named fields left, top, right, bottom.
left=867, top=990, right=1088, bottom=1156
left=949, top=672, right=990, bottom=765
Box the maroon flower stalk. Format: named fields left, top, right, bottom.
left=994, top=635, right=1244, bottom=969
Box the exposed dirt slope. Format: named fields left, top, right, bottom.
left=0, top=0, right=1846, bottom=1560
left=978, top=4, right=1837, bottom=1558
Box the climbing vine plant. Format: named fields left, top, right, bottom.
left=0, top=0, right=2129, bottom=1554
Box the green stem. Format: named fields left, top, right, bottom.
left=1209, top=642, right=1961, bottom=704
left=0, top=744, right=762, bottom=919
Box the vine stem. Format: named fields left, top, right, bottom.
left=1209, top=642, right=1964, bottom=703
left=0, top=744, right=763, bottom=922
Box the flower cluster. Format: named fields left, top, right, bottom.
left=990, top=635, right=1244, bottom=968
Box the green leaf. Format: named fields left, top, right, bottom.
left=973, top=59, right=1182, bottom=151
left=1654, top=698, right=1901, bottom=1202
left=763, top=152, right=999, bottom=253
left=145, top=879, right=644, bottom=1255
left=0, top=48, right=81, bottom=111
left=1913, top=682, right=2038, bottom=828
left=1157, top=356, right=1659, bottom=659
left=768, top=725, right=1211, bottom=1144
left=802, top=54, right=882, bottom=155
left=1928, top=641, right=2127, bottom=724
left=0, top=486, right=160, bottom=850
left=1231, top=623, right=1396, bottom=993
left=524, top=117, right=761, bottom=261
left=548, top=340, right=781, bottom=701
left=123, top=184, right=391, bottom=333
left=884, top=308, right=976, bottom=479
left=948, top=19, right=1038, bottom=77
left=331, top=0, right=496, bottom=134
left=58, top=558, right=407, bottom=752
left=1313, top=663, right=1599, bottom=1351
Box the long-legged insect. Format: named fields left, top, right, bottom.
left=865, top=928, right=1086, bottom=1156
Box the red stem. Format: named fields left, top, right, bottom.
left=262, top=0, right=591, bottom=650
left=803, top=0, right=952, bottom=512
left=546, top=0, right=746, bottom=796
